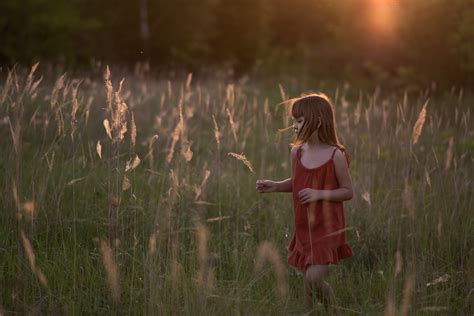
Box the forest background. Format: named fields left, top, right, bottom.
left=1, top=0, right=473, bottom=314
left=1, top=0, right=474, bottom=88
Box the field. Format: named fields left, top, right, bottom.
left=0, top=65, right=473, bottom=315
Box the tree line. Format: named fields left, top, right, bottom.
left=1, top=0, right=473, bottom=86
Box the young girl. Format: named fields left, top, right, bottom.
left=256, top=93, right=353, bottom=313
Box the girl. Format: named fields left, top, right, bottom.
left=256, top=93, right=353, bottom=313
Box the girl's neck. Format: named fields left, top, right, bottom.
left=305, top=132, right=322, bottom=147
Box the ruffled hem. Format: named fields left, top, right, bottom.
left=288, top=243, right=353, bottom=271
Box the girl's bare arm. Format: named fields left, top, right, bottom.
left=317, top=149, right=353, bottom=201
left=256, top=147, right=297, bottom=193
left=275, top=178, right=292, bottom=192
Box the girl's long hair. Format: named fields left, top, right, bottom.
left=290, top=92, right=350, bottom=166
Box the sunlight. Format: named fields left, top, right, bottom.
left=368, top=0, right=399, bottom=38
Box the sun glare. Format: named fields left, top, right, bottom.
left=368, top=0, right=399, bottom=38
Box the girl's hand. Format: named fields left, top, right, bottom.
left=298, top=188, right=321, bottom=204
left=256, top=180, right=278, bottom=193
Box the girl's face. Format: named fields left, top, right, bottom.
left=292, top=116, right=304, bottom=135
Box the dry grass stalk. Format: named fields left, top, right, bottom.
left=170, top=240, right=182, bottom=295
left=83, top=95, right=94, bottom=124
left=403, top=179, right=415, bottom=219
left=166, top=123, right=181, bottom=163
left=148, top=231, right=158, bottom=256
left=7, top=116, right=20, bottom=156
left=144, top=134, right=159, bottom=169
left=354, top=101, right=361, bottom=126
left=226, top=84, right=235, bottom=109
left=125, top=155, right=141, bottom=172
left=278, top=84, right=286, bottom=101
left=195, top=221, right=212, bottom=291
left=206, top=216, right=231, bottom=223
left=96, top=237, right=121, bottom=304
left=263, top=97, right=272, bottom=121
left=186, top=73, right=193, bottom=90
left=424, top=168, right=431, bottom=188
left=227, top=152, right=255, bottom=174
left=29, top=76, right=43, bottom=98
left=167, top=80, right=172, bottom=98
left=395, top=250, right=403, bottom=278
left=1, top=67, right=14, bottom=104
left=46, top=151, right=55, bottom=172
left=177, top=99, right=193, bottom=162
left=66, top=177, right=87, bottom=186
left=122, top=176, right=131, bottom=191
left=212, top=115, right=221, bottom=151
left=195, top=169, right=211, bottom=200
left=226, top=108, right=238, bottom=143
left=50, top=74, right=65, bottom=110
left=112, top=80, right=128, bottom=143
left=382, top=100, right=389, bottom=127
left=166, top=103, right=183, bottom=163
left=107, top=192, right=121, bottom=247
left=103, top=119, right=112, bottom=140
left=70, top=80, right=81, bottom=138
left=25, top=62, right=39, bottom=93
left=363, top=107, right=371, bottom=131
left=20, top=230, right=48, bottom=288
left=194, top=201, right=214, bottom=206
left=425, top=274, right=449, bottom=287
left=419, top=306, right=449, bottom=312
left=444, top=136, right=454, bottom=171
left=403, top=91, right=408, bottom=110
left=412, top=100, right=428, bottom=145
left=255, top=241, right=288, bottom=298
left=96, top=140, right=102, bottom=159
left=168, top=168, right=180, bottom=205
left=383, top=290, right=397, bottom=316
left=103, top=68, right=129, bottom=144
left=400, top=266, right=416, bottom=316
left=361, top=191, right=371, bottom=208
left=11, top=180, right=20, bottom=214
left=437, top=212, right=443, bottom=240
left=104, top=66, right=113, bottom=111
left=130, top=111, right=137, bottom=148
left=312, top=227, right=354, bottom=243
left=180, top=138, right=193, bottom=162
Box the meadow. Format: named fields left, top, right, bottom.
left=0, top=64, right=472, bottom=315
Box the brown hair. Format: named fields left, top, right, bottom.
left=290, top=93, right=350, bottom=166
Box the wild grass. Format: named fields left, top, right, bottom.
left=0, top=64, right=472, bottom=314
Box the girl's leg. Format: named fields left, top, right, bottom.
left=304, top=265, right=339, bottom=314
left=304, top=276, right=313, bottom=310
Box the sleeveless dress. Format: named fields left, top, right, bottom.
left=288, top=146, right=353, bottom=271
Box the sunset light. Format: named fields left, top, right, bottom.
left=1, top=0, right=472, bottom=314
left=368, top=0, right=399, bottom=38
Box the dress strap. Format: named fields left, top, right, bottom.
left=330, top=147, right=339, bottom=159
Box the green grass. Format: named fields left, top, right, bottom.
left=0, top=66, right=472, bottom=315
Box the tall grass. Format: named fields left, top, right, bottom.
left=0, top=65, right=472, bottom=314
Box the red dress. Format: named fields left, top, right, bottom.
left=288, top=146, right=353, bottom=271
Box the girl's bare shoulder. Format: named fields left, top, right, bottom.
left=332, top=147, right=349, bottom=168
left=290, top=145, right=300, bottom=158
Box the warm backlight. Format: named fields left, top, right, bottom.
left=368, top=0, right=399, bottom=38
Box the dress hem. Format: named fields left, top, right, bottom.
left=288, top=243, right=353, bottom=271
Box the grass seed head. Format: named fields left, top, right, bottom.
left=412, top=100, right=428, bottom=145
left=227, top=152, right=255, bottom=174
left=255, top=241, right=288, bottom=298
left=96, top=238, right=121, bottom=304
